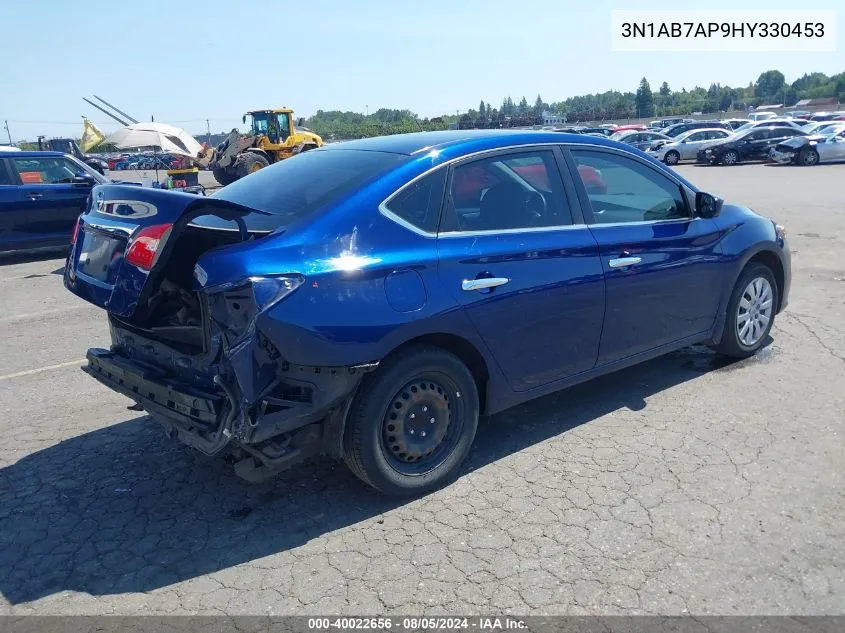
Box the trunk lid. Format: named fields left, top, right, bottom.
left=64, top=184, right=266, bottom=318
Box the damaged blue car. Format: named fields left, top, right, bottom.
left=65, top=130, right=790, bottom=496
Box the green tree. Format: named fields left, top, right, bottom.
left=517, top=96, right=529, bottom=116
left=635, top=78, right=654, bottom=117
left=755, top=70, right=786, bottom=103
left=534, top=94, right=545, bottom=116
left=478, top=100, right=486, bottom=119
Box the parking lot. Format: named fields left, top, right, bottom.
left=0, top=163, right=843, bottom=616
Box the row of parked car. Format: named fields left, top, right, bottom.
left=606, top=114, right=845, bottom=167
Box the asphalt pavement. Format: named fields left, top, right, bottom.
left=0, top=163, right=843, bottom=616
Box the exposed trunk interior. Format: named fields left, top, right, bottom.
left=115, top=225, right=248, bottom=354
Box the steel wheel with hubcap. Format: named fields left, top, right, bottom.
left=343, top=345, right=479, bottom=496
left=714, top=262, right=779, bottom=358
left=664, top=150, right=680, bottom=165
left=736, top=277, right=773, bottom=347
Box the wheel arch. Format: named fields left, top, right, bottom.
left=746, top=249, right=785, bottom=312
left=388, top=333, right=491, bottom=414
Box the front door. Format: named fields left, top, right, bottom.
left=436, top=147, right=606, bottom=392
left=567, top=148, right=725, bottom=365
left=5, top=155, right=92, bottom=247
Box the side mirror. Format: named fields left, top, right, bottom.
left=695, top=192, right=723, bottom=219
left=680, top=139, right=687, bottom=144
left=72, top=175, right=96, bottom=187
left=297, top=117, right=305, bottom=127
left=242, top=115, right=247, bottom=124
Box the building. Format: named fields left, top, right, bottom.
left=541, top=110, right=563, bottom=126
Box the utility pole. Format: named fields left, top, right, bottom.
left=3, top=120, right=11, bottom=144
left=206, top=119, right=211, bottom=145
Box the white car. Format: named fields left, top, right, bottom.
left=0, top=145, right=21, bottom=152
left=748, top=112, right=779, bottom=121
left=647, top=128, right=733, bottom=165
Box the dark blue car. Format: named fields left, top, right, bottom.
left=0, top=151, right=107, bottom=253
left=64, top=131, right=791, bottom=496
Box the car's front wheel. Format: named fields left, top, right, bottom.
left=343, top=346, right=479, bottom=497
left=714, top=263, right=779, bottom=358
left=799, top=147, right=820, bottom=166
left=721, top=150, right=740, bottom=166
left=664, top=150, right=680, bottom=165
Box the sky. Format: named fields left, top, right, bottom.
left=0, top=0, right=841, bottom=142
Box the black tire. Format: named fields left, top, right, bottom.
left=714, top=262, right=779, bottom=358
left=342, top=345, right=479, bottom=497
left=799, top=148, right=819, bottom=166
left=236, top=153, right=270, bottom=179
left=721, top=150, right=739, bottom=166
left=664, top=150, right=680, bottom=165
left=212, top=167, right=237, bottom=187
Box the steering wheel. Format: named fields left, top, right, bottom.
left=524, top=190, right=546, bottom=226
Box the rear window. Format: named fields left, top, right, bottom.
left=205, top=149, right=408, bottom=231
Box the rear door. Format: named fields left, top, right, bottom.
left=761, top=127, right=803, bottom=158
left=565, top=147, right=724, bottom=364
left=436, top=147, right=606, bottom=392
left=4, top=155, right=93, bottom=247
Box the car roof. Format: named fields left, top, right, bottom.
left=320, top=129, right=624, bottom=156
left=0, top=151, right=68, bottom=158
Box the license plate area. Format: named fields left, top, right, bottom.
left=76, top=228, right=127, bottom=284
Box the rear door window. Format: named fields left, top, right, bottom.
left=0, top=160, right=15, bottom=186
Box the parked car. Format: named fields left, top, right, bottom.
left=65, top=130, right=791, bottom=497
left=647, top=128, right=733, bottom=165
left=747, top=112, right=779, bottom=121
left=723, top=119, right=751, bottom=130
left=661, top=120, right=732, bottom=138
left=698, top=125, right=804, bottom=165
left=575, top=127, right=614, bottom=136
left=807, top=112, right=845, bottom=122
left=732, top=119, right=804, bottom=134
left=611, top=124, right=647, bottom=133
left=800, top=121, right=845, bottom=136
left=783, top=110, right=812, bottom=119
left=609, top=130, right=672, bottom=151
left=0, top=151, right=108, bottom=253
left=769, top=127, right=845, bottom=165
left=652, top=117, right=688, bottom=129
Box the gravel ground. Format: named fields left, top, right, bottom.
left=0, top=163, right=843, bottom=616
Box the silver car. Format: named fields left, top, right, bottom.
left=770, top=127, right=845, bottom=165
left=647, top=128, right=733, bottom=165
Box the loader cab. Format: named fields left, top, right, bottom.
left=245, top=110, right=293, bottom=146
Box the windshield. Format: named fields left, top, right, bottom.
left=205, top=149, right=409, bottom=231
left=249, top=112, right=269, bottom=135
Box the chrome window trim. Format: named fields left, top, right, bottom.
left=377, top=141, right=694, bottom=237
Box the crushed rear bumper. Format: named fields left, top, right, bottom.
left=82, top=346, right=377, bottom=480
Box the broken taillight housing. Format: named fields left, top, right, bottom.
left=125, top=223, right=173, bottom=271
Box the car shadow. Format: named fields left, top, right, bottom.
left=0, top=344, right=764, bottom=604
left=0, top=249, right=68, bottom=267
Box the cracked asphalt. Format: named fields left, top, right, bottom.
left=0, top=164, right=843, bottom=616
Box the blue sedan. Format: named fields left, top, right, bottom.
left=0, top=151, right=107, bottom=253
left=64, top=130, right=791, bottom=496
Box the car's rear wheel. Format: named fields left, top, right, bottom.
left=714, top=263, right=778, bottom=358
left=799, top=148, right=820, bottom=166
left=342, top=346, right=479, bottom=497
left=721, top=150, right=739, bottom=166
left=664, top=150, right=680, bottom=165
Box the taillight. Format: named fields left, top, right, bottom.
left=71, top=216, right=82, bottom=245
left=125, top=224, right=173, bottom=271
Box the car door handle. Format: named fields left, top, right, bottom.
left=27, top=192, right=43, bottom=200
left=608, top=256, right=642, bottom=269
left=462, top=277, right=509, bottom=291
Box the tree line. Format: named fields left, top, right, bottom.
left=305, top=69, right=843, bottom=138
